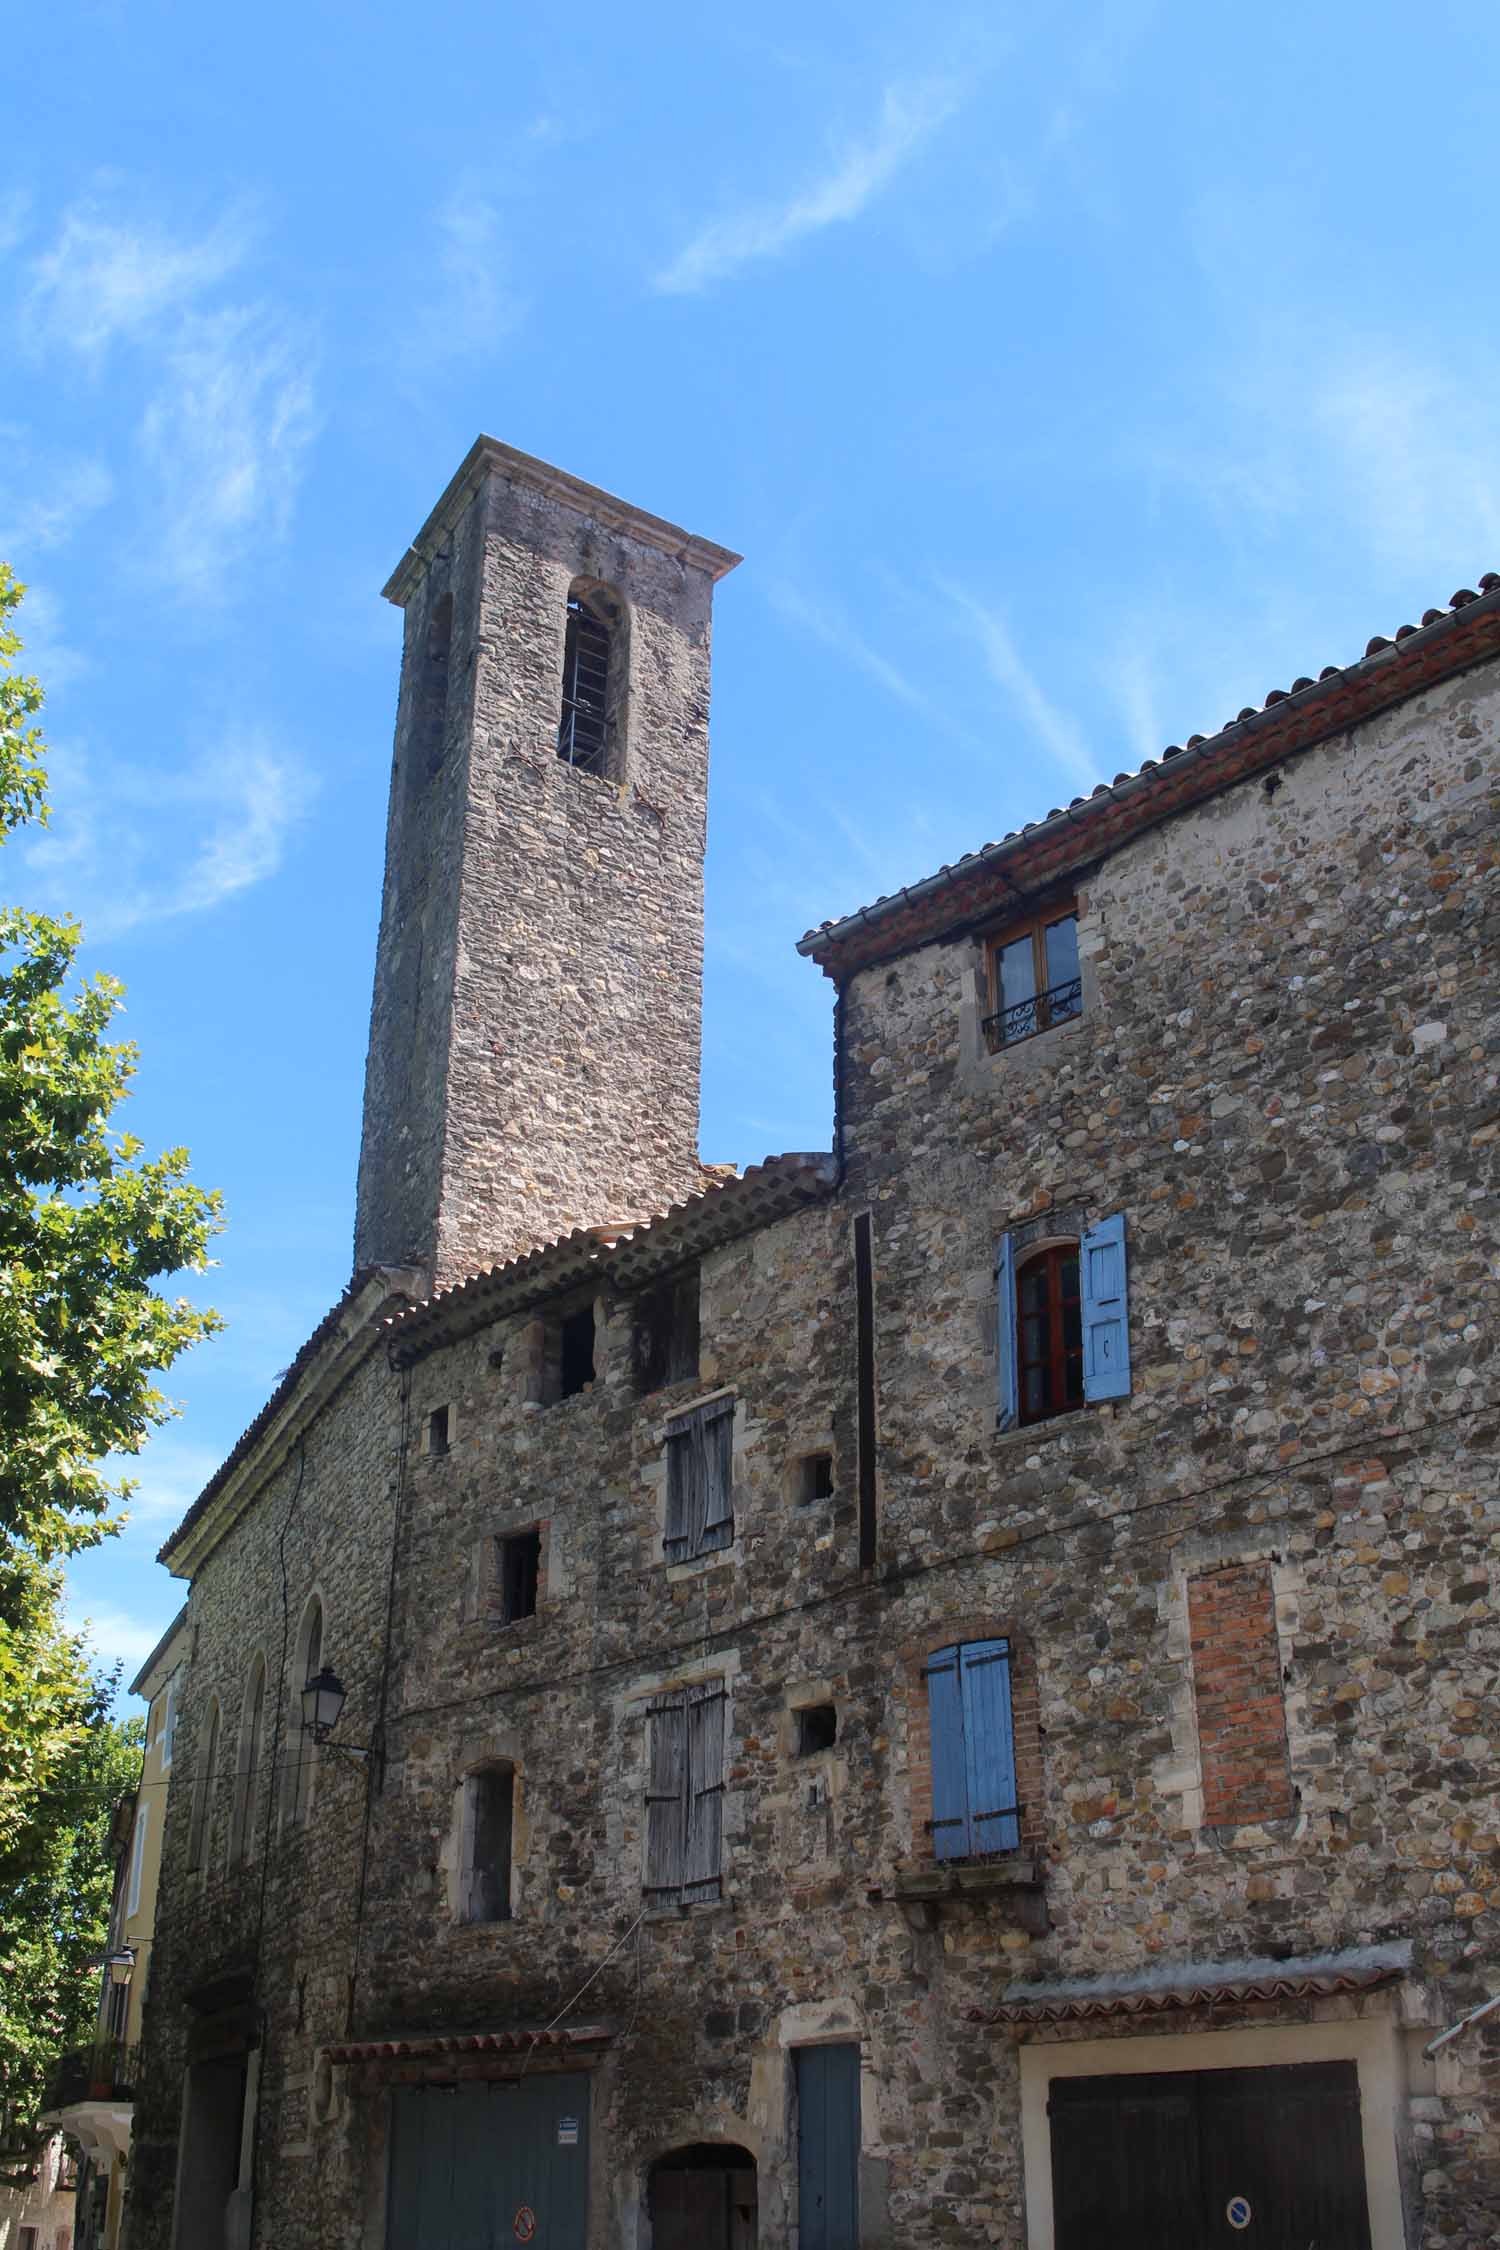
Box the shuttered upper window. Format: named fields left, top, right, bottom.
left=997, top=1214, right=1130, bottom=1429
left=644, top=1681, right=726, bottom=1905
left=664, top=1398, right=734, bottom=1563
left=925, top=1638, right=1020, bottom=1859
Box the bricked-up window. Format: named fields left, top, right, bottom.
left=187, top=1699, right=221, bottom=1872
left=1189, top=1563, right=1294, bottom=1826
left=230, top=1654, right=266, bottom=1865
left=460, top=1765, right=514, bottom=1923
left=417, top=590, right=453, bottom=783
left=983, top=900, right=1081, bottom=1049
left=557, top=581, right=625, bottom=777
left=497, top=1528, right=540, bottom=1623
left=634, top=1267, right=701, bottom=1394
left=644, top=1682, right=725, bottom=1904
left=664, top=1398, right=734, bottom=1562
left=997, top=1215, right=1130, bottom=1428
left=925, top=1639, right=1020, bottom=1859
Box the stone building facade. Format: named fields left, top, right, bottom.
left=125, top=441, right=1500, bottom=2250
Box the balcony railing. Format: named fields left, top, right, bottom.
left=982, top=975, right=1083, bottom=1052
left=44, top=2039, right=138, bottom=2112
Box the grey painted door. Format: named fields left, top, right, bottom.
left=386, top=2074, right=589, bottom=2250
left=796, top=2044, right=860, bottom=2250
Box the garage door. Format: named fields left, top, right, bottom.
left=386, top=2075, right=589, bottom=2250
left=1049, top=2060, right=1373, bottom=2249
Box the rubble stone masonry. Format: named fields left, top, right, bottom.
left=130, top=541, right=1499, bottom=2250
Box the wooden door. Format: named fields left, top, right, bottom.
left=386, top=2074, right=589, bottom=2250
left=1050, top=2061, right=1373, bottom=2249
left=796, top=2044, right=861, bottom=2250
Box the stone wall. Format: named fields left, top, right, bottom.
left=130, top=648, right=1499, bottom=2247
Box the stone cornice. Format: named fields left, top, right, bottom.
left=381, top=436, right=742, bottom=607
left=158, top=1267, right=425, bottom=1581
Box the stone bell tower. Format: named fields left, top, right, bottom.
left=353, top=438, right=741, bottom=1289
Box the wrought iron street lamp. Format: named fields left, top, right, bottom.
left=300, top=1666, right=373, bottom=1763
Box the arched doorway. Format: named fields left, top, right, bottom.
left=649, top=2142, right=756, bottom=2250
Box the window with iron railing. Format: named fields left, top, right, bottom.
left=557, top=583, right=625, bottom=777
left=983, top=904, right=1082, bottom=1050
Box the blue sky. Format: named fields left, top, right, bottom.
left=5, top=1, right=1498, bottom=1696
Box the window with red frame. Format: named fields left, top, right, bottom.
left=1016, top=1245, right=1084, bottom=1424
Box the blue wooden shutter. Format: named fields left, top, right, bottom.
left=996, top=1233, right=1018, bottom=1430
left=924, top=1645, right=970, bottom=1860
left=960, top=1638, right=1019, bottom=1854
left=1080, top=1212, right=1130, bottom=1402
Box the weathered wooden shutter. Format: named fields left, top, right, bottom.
left=1081, top=1212, right=1130, bottom=1401
left=664, top=1423, right=699, bottom=1562
left=700, top=1402, right=734, bottom=1553
left=683, top=1682, right=726, bottom=1901
left=960, top=1638, right=1019, bottom=1854
left=644, top=1692, right=688, bottom=1896
left=666, top=1401, right=733, bottom=1561
left=924, top=1645, right=970, bottom=1860
left=996, top=1233, right=1019, bottom=1430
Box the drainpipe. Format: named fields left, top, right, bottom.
left=1423, top=1991, right=1500, bottom=2060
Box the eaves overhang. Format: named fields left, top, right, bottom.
left=324, top=2023, right=611, bottom=2068
left=157, top=1264, right=426, bottom=1581
left=382, top=435, right=742, bottom=608
left=973, top=1940, right=1414, bottom=2030
left=383, top=1153, right=838, bottom=1368
left=798, top=575, right=1500, bottom=981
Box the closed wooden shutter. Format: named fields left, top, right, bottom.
left=925, top=1646, right=970, bottom=1860
left=961, top=1639, right=1019, bottom=1854
left=645, top=1684, right=725, bottom=1902
left=925, top=1639, right=1019, bottom=1860
left=665, top=1400, right=734, bottom=1561
left=683, top=1683, right=726, bottom=1902
left=645, top=1692, right=688, bottom=1895
left=1080, top=1213, right=1130, bottom=1401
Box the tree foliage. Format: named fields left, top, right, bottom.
left=0, top=564, right=223, bottom=1614
left=0, top=1561, right=142, bottom=2168
left=0, top=565, right=222, bottom=2155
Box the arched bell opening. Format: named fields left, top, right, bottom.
left=648, top=2141, right=756, bottom=2250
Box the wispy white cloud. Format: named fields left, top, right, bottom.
left=0, top=190, right=30, bottom=259
left=1, top=581, right=88, bottom=691
left=656, top=72, right=968, bottom=293
left=64, top=1597, right=175, bottom=1682
left=23, top=727, right=315, bottom=938
left=0, top=429, right=114, bottom=557
left=938, top=578, right=1101, bottom=790
left=23, top=194, right=253, bottom=362
left=16, top=190, right=318, bottom=596
left=767, top=576, right=943, bottom=723
left=410, top=185, right=527, bottom=369
left=139, top=304, right=320, bottom=601
left=1314, top=355, right=1500, bottom=576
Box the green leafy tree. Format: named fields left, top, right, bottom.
left=0, top=1571, right=142, bottom=2174
left=0, top=565, right=222, bottom=2160
left=0, top=564, right=222, bottom=1617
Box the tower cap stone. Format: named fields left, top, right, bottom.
left=382, top=435, right=743, bottom=607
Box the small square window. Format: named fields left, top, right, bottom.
left=497, top=1529, right=540, bottom=1624
left=426, top=1405, right=451, bottom=1456
left=795, top=1705, right=838, bottom=1756
left=793, top=1452, right=835, bottom=1505
left=984, top=901, right=1081, bottom=1051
